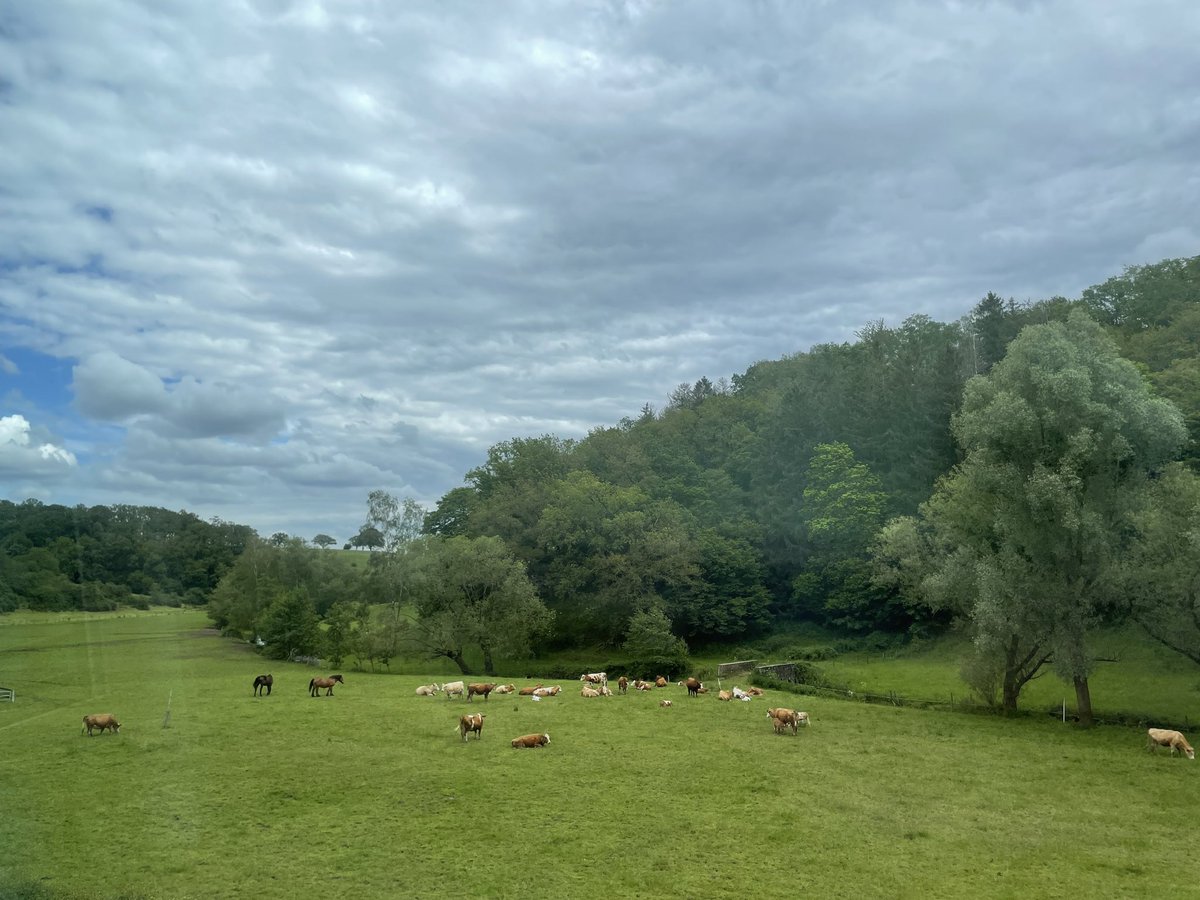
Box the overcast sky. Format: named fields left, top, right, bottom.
left=2, top=1, right=1197, bottom=542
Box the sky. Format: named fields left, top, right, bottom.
left=2, top=1, right=1198, bottom=543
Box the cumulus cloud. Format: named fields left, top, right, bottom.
left=0, top=414, right=77, bottom=478
left=2, top=1, right=1198, bottom=537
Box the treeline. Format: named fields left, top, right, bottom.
left=211, top=255, right=1200, bottom=712
left=0, top=500, right=253, bottom=611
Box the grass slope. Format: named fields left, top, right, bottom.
left=1, top=611, right=1197, bottom=899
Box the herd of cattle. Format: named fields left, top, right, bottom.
left=413, top=671, right=814, bottom=745
left=77, top=668, right=1198, bottom=759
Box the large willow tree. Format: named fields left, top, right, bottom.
left=879, top=311, right=1186, bottom=722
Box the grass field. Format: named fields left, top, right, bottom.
left=2, top=610, right=1199, bottom=899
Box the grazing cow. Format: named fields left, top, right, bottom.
left=655, top=676, right=668, bottom=688
left=457, top=713, right=486, bottom=742
left=81, top=713, right=120, bottom=736
left=518, top=684, right=543, bottom=696
left=580, top=687, right=601, bottom=698
left=1147, top=728, right=1195, bottom=759
left=252, top=674, right=273, bottom=697
left=717, top=690, right=733, bottom=702
left=511, top=733, right=551, bottom=749
left=309, top=674, right=344, bottom=697
left=467, top=682, right=496, bottom=702
left=441, top=681, right=466, bottom=700
left=617, top=676, right=629, bottom=695
left=492, top=684, right=517, bottom=695
left=680, top=677, right=703, bottom=697
left=415, top=683, right=440, bottom=696
left=767, top=708, right=801, bottom=735
left=660, top=699, right=672, bottom=708
left=580, top=672, right=608, bottom=688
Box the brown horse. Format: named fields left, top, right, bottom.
left=309, top=674, right=344, bottom=697
left=252, top=674, right=273, bottom=697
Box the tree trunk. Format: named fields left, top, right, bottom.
left=450, top=651, right=471, bottom=676
left=1002, top=638, right=1021, bottom=713
left=481, top=644, right=496, bottom=676
left=1073, top=675, right=1094, bottom=727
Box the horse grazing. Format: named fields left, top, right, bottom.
left=309, top=674, right=344, bottom=697
left=252, top=674, right=273, bottom=697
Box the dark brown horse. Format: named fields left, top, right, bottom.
left=253, top=674, right=273, bottom=697
left=309, top=674, right=344, bottom=697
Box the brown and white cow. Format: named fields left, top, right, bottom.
left=580, top=672, right=608, bottom=688
left=617, top=676, right=629, bottom=694
left=467, top=682, right=496, bottom=702
left=491, top=684, right=517, bottom=695
left=82, top=713, right=120, bottom=736
left=517, top=684, right=543, bottom=696
left=458, top=713, right=485, bottom=742
left=680, top=677, right=703, bottom=697
left=655, top=676, right=668, bottom=688
left=1147, top=727, right=1195, bottom=759
left=580, top=686, right=601, bottom=698
left=511, top=733, right=551, bottom=749
left=660, top=699, right=673, bottom=708
left=767, top=708, right=801, bottom=735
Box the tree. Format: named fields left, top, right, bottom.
left=400, top=535, right=553, bottom=675
left=349, top=526, right=385, bottom=551
left=1126, top=465, right=1200, bottom=665
left=791, top=443, right=895, bottom=630
left=877, top=312, right=1186, bottom=721
left=312, top=533, right=337, bottom=549
left=256, top=590, right=321, bottom=660
left=622, top=608, right=690, bottom=678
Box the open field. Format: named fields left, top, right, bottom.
left=2, top=610, right=1199, bottom=899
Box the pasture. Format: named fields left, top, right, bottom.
left=1, top=610, right=1198, bottom=899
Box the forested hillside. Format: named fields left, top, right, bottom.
left=0, top=501, right=253, bottom=611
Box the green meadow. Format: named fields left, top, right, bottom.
left=2, top=610, right=1198, bottom=899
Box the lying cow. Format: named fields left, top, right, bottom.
left=511, top=733, right=551, bottom=749
left=532, top=686, right=561, bottom=698
left=717, top=690, right=733, bottom=702
left=491, top=684, right=517, bottom=695
left=745, top=686, right=765, bottom=697
left=467, top=682, right=496, bottom=702
left=660, top=699, right=673, bottom=708
left=441, top=681, right=466, bottom=700
left=655, top=676, right=668, bottom=688
left=732, top=686, right=752, bottom=701
left=458, top=713, right=486, bottom=742
left=82, top=713, right=120, bottom=736
left=1147, top=727, right=1195, bottom=759
left=518, top=684, right=544, bottom=696
left=415, top=683, right=440, bottom=697
left=634, top=680, right=654, bottom=691
left=581, top=687, right=601, bottom=698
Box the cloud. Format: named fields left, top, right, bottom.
left=0, top=414, right=77, bottom=479
left=2, top=1, right=1198, bottom=537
